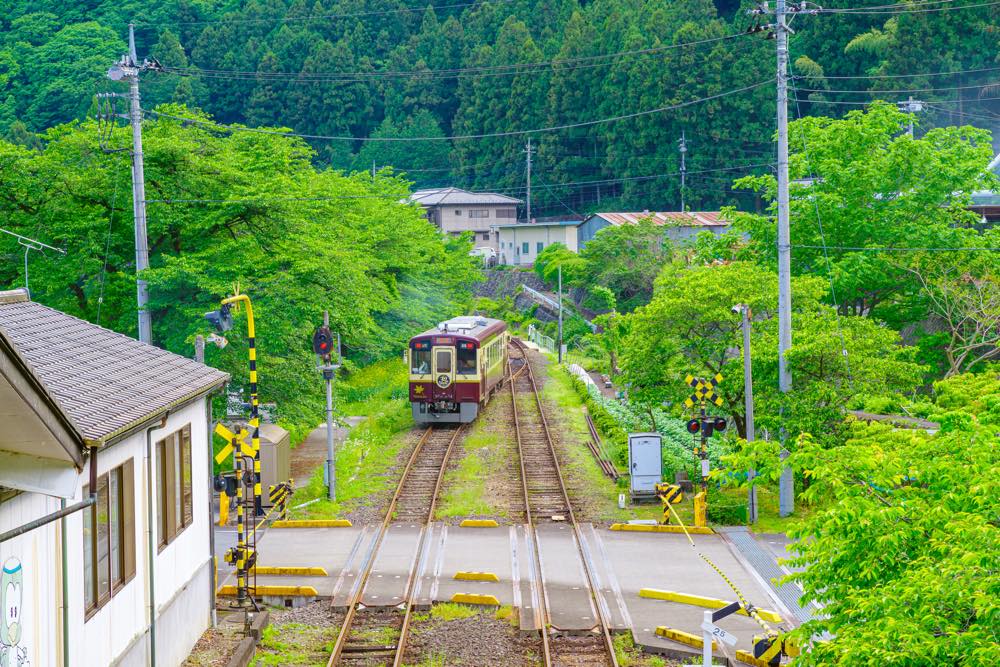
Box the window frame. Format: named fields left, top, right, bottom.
left=537, top=241, right=544, bottom=253
left=83, top=459, right=135, bottom=620
left=522, top=242, right=529, bottom=255
left=157, top=424, right=194, bottom=552
left=468, top=209, right=490, bottom=218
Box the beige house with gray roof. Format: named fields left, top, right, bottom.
left=409, top=187, right=522, bottom=250
left=0, top=288, right=228, bottom=667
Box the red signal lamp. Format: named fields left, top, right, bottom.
left=686, top=419, right=701, bottom=434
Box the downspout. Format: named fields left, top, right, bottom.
left=60, top=500, right=69, bottom=667
left=207, top=393, right=218, bottom=628
left=146, top=414, right=169, bottom=667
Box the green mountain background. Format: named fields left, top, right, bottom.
left=2, top=0, right=997, bottom=215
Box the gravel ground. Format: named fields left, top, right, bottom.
left=183, top=623, right=244, bottom=667
left=403, top=606, right=542, bottom=666
left=253, top=601, right=341, bottom=666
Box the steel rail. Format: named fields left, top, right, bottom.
left=509, top=339, right=620, bottom=667
left=326, top=424, right=463, bottom=666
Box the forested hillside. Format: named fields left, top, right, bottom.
left=1, top=0, right=998, bottom=216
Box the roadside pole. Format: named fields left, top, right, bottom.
left=737, top=305, right=758, bottom=524
left=557, top=264, right=564, bottom=364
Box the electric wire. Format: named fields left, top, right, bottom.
left=818, top=0, right=1000, bottom=13
left=146, top=79, right=775, bottom=142
left=158, top=33, right=754, bottom=83
left=133, top=0, right=515, bottom=27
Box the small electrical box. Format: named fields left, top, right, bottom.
left=628, top=432, right=663, bottom=501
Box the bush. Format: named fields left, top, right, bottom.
left=706, top=486, right=748, bottom=525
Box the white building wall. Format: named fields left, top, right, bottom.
left=0, top=398, right=212, bottom=667
left=498, top=225, right=579, bottom=265
left=0, top=491, right=63, bottom=667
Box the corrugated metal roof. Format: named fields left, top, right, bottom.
left=0, top=290, right=229, bottom=445
left=410, top=187, right=522, bottom=206
left=590, top=211, right=728, bottom=227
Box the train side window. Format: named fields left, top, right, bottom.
left=411, top=349, right=431, bottom=374
left=457, top=346, right=476, bottom=374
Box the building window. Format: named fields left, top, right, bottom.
left=481, top=233, right=490, bottom=241
left=496, top=209, right=516, bottom=219
left=83, top=459, right=135, bottom=617
left=537, top=242, right=544, bottom=253
left=522, top=242, right=529, bottom=255
left=454, top=210, right=462, bottom=216
left=157, top=424, right=193, bottom=550
left=469, top=210, right=490, bottom=218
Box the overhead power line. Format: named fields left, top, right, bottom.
left=793, top=244, right=1000, bottom=251
left=797, top=80, right=1000, bottom=94
left=804, top=64, right=1000, bottom=80
left=147, top=78, right=774, bottom=142
left=159, top=33, right=752, bottom=83
left=134, top=0, right=514, bottom=28
left=819, top=0, right=1000, bottom=13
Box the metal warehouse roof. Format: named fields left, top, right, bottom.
left=589, top=211, right=728, bottom=227
left=409, top=187, right=522, bottom=206
left=0, top=289, right=229, bottom=446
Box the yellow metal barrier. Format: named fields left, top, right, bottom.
left=694, top=491, right=707, bottom=528
left=271, top=519, right=352, bottom=528
left=454, top=571, right=500, bottom=582
left=450, top=593, right=501, bottom=606
left=250, top=566, right=328, bottom=577
left=655, top=626, right=716, bottom=651
left=459, top=519, right=499, bottom=527
left=639, top=588, right=783, bottom=624
left=217, top=584, right=318, bottom=597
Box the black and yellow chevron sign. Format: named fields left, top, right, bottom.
left=684, top=373, right=724, bottom=408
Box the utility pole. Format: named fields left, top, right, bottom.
left=751, top=0, right=818, bottom=516
left=678, top=131, right=687, bottom=212
left=372, top=159, right=377, bottom=181
left=524, top=138, right=534, bottom=223
left=557, top=264, right=563, bottom=364
left=736, top=305, right=758, bottom=525
left=899, top=96, right=924, bottom=136
left=107, top=24, right=160, bottom=344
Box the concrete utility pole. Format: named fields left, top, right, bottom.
left=107, top=24, right=160, bottom=344
left=736, top=305, right=758, bottom=524
left=524, top=138, right=534, bottom=223
left=678, top=131, right=687, bottom=212
left=899, top=96, right=924, bottom=136
left=557, top=264, right=563, bottom=364
left=775, top=0, right=796, bottom=518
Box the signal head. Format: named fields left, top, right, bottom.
left=686, top=419, right=701, bottom=434
left=714, top=417, right=728, bottom=432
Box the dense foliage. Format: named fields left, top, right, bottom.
left=0, top=110, right=480, bottom=430
left=2, top=0, right=998, bottom=216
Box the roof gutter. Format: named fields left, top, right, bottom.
left=0, top=446, right=97, bottom=544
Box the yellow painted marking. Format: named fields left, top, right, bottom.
left=638, top=589, right=783, bottom=624
left=459, top=519, right=499, bottom=527
left=609, top=523, right=714, bottom=535
left=453, top=571, right=500, bottom=582
left=450, top=593, right=500, bottom=606
left=218, top=491, right=229, bottom=526
left=272, top=519, right=352, bottom=528
left=735, top=650, right=771, bottom=667
left=250, top=566, right=328, bottom=577
left=655, top=626, right=715, bottom=650
left=217, top=585, right=318, bottom=597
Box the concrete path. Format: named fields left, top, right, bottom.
left=290, top=416, right=364, bottom=489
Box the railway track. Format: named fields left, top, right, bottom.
left=327, top=424, right=464, bottom=666
left=509, top=339, right=620, bottom=667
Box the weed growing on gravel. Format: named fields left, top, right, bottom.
left=437, top=428, right=500, bottom=518
left=429, top=603, right=480, bottom=621
left=613, top=632, right=670, bottom=667
left=494, top=605, right=515, bottom=624
left=254, top=621, right=337, bottom=666
left=406, top=654, right=447, bottom=667
left=356, top=625, right=400, bottom=644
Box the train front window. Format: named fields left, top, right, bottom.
left=411, top=349, right=431, bottom=374
left=457, top=346, right=476, bottom=375
left=435, top=350, right=452, bottom=373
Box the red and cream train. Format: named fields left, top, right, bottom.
left=407, top=316, right=509, bottom=423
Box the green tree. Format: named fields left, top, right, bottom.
left=577, top=218, right=676, bottom=311
left=729, top=103, right=996, bottom=328
left=353, top=109, right=451, bottom=185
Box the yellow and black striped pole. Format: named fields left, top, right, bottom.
left=222, top=294, right=262, bottom=516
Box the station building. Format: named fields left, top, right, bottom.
left=0, top=288, right=228, bottom=666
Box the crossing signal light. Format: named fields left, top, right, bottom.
left=714, top=417, right=727, bottom=432
left=686, top=419, right=700, bottom=434
left=204, top=303, right=233, bottom=332
left=312, top=325, right=334, bottom=356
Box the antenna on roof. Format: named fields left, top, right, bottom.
left=0, top=227, right=67, bottom=293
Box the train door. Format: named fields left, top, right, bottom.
left=432, top=346, right=455, bottom=393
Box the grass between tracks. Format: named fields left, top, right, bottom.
left=253, top=619, right=339, bottom=666
left=289, top=359, right=414, bottom=520
left=538, top=357, right=694, bottom=525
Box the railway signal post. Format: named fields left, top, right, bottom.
left=313, top=312, right=341, bottom=501
left=684, top=374, right=726, bottom=491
